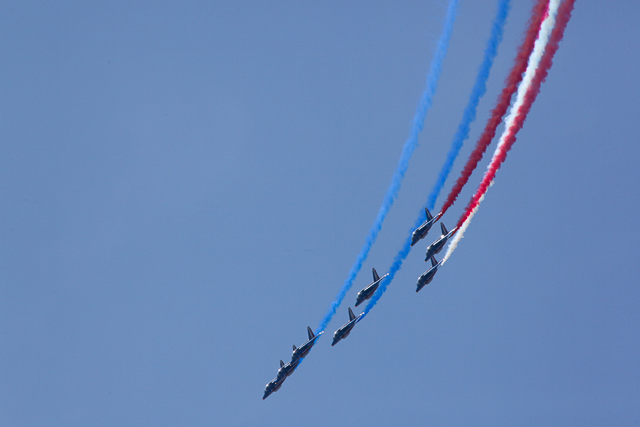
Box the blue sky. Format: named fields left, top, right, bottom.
left=1, top=1, right=639, bottom=425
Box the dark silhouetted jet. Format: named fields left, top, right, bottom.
left=331, top=307, right=364, bottom=346
left=355, top=268, right=389, bottom=307
left=424, top=223, right=457, bottom=261
left=291, top=327, right=323, bottom=362
left=416, top=256, right=443, bottom=292
left=262, top=358, right=299, bottom=399
left=263, top=373, right=286, bottom=399
left=411, top=208, right=442, bottom=246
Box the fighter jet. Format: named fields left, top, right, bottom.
left=263, top=374, right=286, bottom=399
left=416, top=256, right=443, bottom=292
left=424, top=223, right=457, bottom=261
left=354, top=268, right=389, bottom=307
left=291, top=327, right=323, bottom=362
left=411, top=208, right=442, bottom=246
left=331, top=307, right=364, bottom=346
left=264, top=360, right=293, bottom=400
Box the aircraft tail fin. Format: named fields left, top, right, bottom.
left=307, top=326, right=314, bottom=340
left=441, top=222, right=448, bottom=235
left=280, top=360, right=285, bottom=368
left=425, top=207, right=433, bottom=220
left=348, top=307, right=355, bottom=321
left=292, top=345, right=297, bottom=351
left=430, top=256, right=438, bottom=267
left=372, top=268, right=380, bottom=282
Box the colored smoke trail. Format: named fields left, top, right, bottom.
left=426, top=0, right=511, bottom=212
left=438, top=0, right=549, bottom=217
left=443, top=0, right=575, bottom=264
left=363, top=0, right=512, bottom=317
left=315, top=0, right=460, bottom=334
left=362, top=218, right=416, bottom=317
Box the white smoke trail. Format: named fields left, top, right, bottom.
left=442, top=0, right=560, bottom=264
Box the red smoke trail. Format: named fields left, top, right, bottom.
left=439, top=0, right=548, bottom=216
left=457, top=0, right=576, bottom=228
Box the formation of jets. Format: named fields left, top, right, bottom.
left=263, top=327, right=322, bottom=399
left=264, top=207, right=454, bottom=398
left=416, top=208, right=454, bottom=292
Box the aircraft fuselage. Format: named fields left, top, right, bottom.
left=411, top=220, right=437, bottom=246
left=277, top=361, right=296, bottom=379
left=355, top=276, right=388, bottom=307
left=263, top=375, right=286, bottom=399
left=331, top=308, right=364, bottom=346
left=355, top=283, right=379, bottom=307
left=410, top=209, right=441, bottom=246
left=331, top=320, right=357, bottom=346
left=425, top=228, right=456, bottom=261
left=416, top=259, right=442, bottom=292
left=291, top=333, right=322, bottom=361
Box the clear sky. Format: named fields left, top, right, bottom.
left=1, top=1, right=639, bottom=425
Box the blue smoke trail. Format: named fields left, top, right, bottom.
left=363, top=0, right=511, bottom=317
left=316, top=0, right=461, bottom=335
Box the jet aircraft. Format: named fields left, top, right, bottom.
left=416, top=256, right=443, bottom=292
left=291, top=327, right=323, bottom=362
left=354, top=268, right=389, bottom=307
left=411, top=208, right=442, bottom=246
left=263, top=375, right=285, bottom=399
left=262, top=358, right=299, bottom=400
left=263, top=370, right=286, bottom=399
left=424, top=223, right=457, bottom=261
left=331, top=307, right=364, bottom=346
